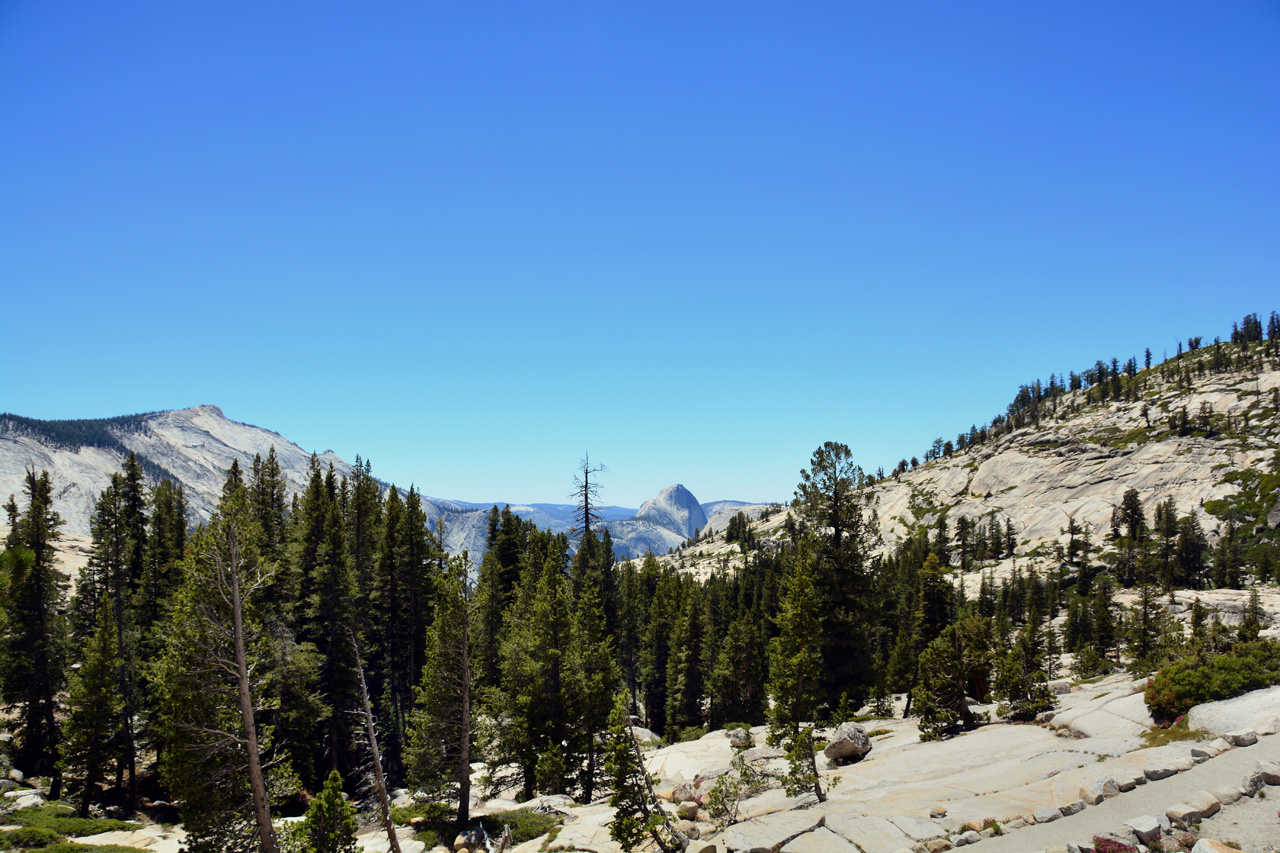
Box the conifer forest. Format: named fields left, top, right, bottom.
left=2, top=311, right=1280, bottom=853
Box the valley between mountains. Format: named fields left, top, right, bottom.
left=2, top=314, right=1280, bottom=853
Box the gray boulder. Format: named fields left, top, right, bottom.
left=1123, top=816, right=1161, bottom=845
left=1256, top=759, right=1280, bottom=785
left=823, top=722, right=872, bottom=765
left=1225, top=729, right=1257, bottom=746
left=1032, top=807, right=1062, bottom=824
left=729, top=728, right=752, bottom=748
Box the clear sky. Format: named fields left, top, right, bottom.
left=2, top=2, right=1277, bottom=508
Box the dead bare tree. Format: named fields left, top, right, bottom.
left=351, top=631, right=402, bottom=853
left=569, top=453, right=606, bottom=542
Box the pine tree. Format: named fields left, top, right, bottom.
left=793, top=442, right=880, bottom=705
left=707, top=616, right=766, bottom=729
left=664, top=592, right=705, bottom=733
left=766, top=541, right=826, bottom=803
left=605, top=694, right=682, bottom=853
left=407, top=554, right=476, bottom=822
left=250, top=447, right=289, bottom=565
left=59, top=596, right=121, bottom=817
left=993, top=605, right=1055, bottom=720
left=302, top=769, right=359, bottom=853
left=154, top=468, right=281, bottom=853
left=138, top=478, right=187, bottom=636
left=2, top=469, right=69, bottom=798
left=570, top=581, right=620, bottom=801
left=912, top=616, right=993, bottom=740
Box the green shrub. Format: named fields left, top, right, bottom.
left=0, top=826, right=63, bottom=850
left=43, top=845, right=148, bottom=853
left=389, top=800, right=454, bottom=827
left=1144, top=640, right=1280, bottom=722
left=7, top=805, right=137, bottom=838
left=480, top=809, right=561, bottom=844
left=387, top=802, right=560, bottom=850
left=675, top=726, right=707, bottom=743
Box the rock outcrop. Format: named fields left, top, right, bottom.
left=636, top=484, right=710, bottom=541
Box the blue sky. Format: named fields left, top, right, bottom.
left=2, top=1, right=1277, bottom=508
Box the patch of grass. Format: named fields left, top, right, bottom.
left=7, top=805, right=137, bottom=838
left=675, top=726, right=707, bottom=743
left=390, top=800, right=454, bottom=827
left=0, top=827, right=63, bottom=850
left=482, top=809, right=562, bottom=844
left=390, top=802, right=562, bottom=850
left=1140, top=716, right=1210, bottom=749
left=866, top=729, right=892, bottom=738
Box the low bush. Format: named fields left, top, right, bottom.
left=7, top=805, right=137, bottom=838
left=43, top=845, right=142, bottom=853
left=481, top=809, right=561, bottom=844
left=389, top=800, right=453, bottom=827
left=388, top=801, right=561, bottom=849
left=1144, top=640, right=1280, bottom=722
left=0, top=826, right=62, bottom=850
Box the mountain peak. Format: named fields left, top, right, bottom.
left=636, top=483, right=708, bottom=540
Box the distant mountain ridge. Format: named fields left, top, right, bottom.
left=0, top=405, right=750, bottom=559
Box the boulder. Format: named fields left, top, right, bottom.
left=1032, top=806, right=1062, bottom=824
left=961, top=831, right=981, bottom=845
left=1123, top=816, right=1161, bottom=845
left=924, top=841, right=952, bottom=853
left=1060, top=800, right=1086, bottom=816
left=1191, top=842, right=1242, bottom=853
left=688, top=844, right=718, bottom=853
left=676, top=820, right=700, bottom=840
left=452, top=827, right=485, bottom=852
left=1209, top=737, right=1232, bottom=752
left=1186, top=686, right=1280, bottom=736
left=1213, top=786, right=1242, bottom=805
left=1145, top=762, right=1179, bottom=780
left=948, top=836, right=966, bottom=847
left=678, top=801, right=700, bottom=820
left=1083, top=777, right=1118, bottom=804
left=1225, top=730, right=1257, bottom=746
left=10, top=792, right=44, bottom=810
left=729, top=728, right=752, bottom=749
left=1241, top=769, right=1266, bottom=796
left=1184, top=790, right=1220, bottom=818
left=823, top=723, right=872, bottom=765
left=1189, top=746, right=1219, bottom=762
left=7, top=768, right=23, bottom=783
left=1256, top=759, right=1280, bottom=785
left=672, top=782, right=699, bottom=803
left=1165, top=803, right=1202, bottom=830
left=929, top=807, right=947, bottom=819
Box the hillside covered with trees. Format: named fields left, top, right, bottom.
left=1, top=311, right=1279, bottom=853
